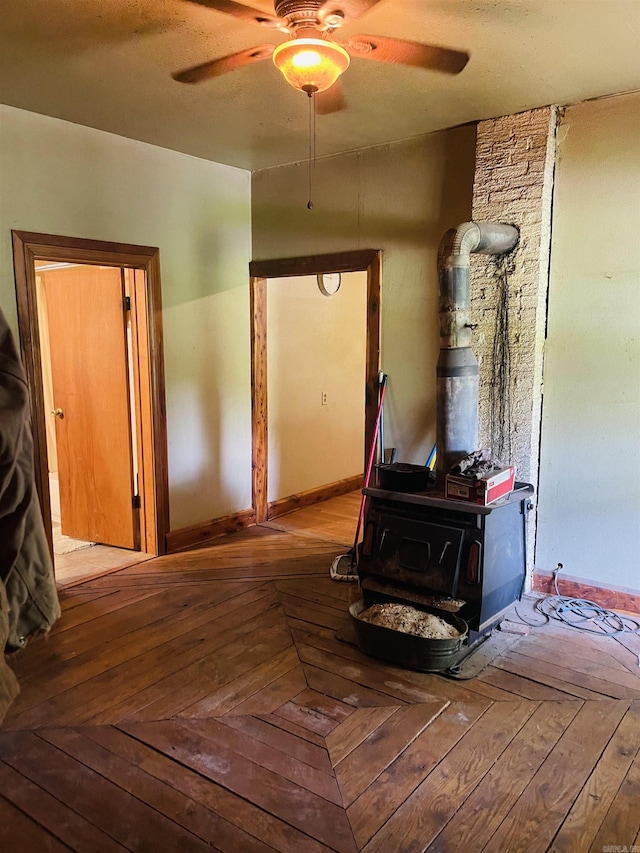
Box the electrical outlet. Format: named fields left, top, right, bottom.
left=321, top=391, right=328, bottom=406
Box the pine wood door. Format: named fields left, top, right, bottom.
left=44, top=265, right=137, bottom=548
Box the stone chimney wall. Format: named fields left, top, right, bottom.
left=470, top=106, right=558, bottom=577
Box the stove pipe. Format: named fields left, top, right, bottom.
left=436, top=221, right=519, bottom=481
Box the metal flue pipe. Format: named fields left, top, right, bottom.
left=436, top=221, right=519, bottom=481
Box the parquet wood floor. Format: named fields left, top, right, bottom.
left=1, top=495, right=639, bottom=852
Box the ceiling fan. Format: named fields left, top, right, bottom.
left=173, top=0, right=470, bottom=113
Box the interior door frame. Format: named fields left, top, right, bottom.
left=249, top=249, right=382, bottom=524
left=12, top=230, right=170, bottom=556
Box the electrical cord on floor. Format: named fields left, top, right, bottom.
left=516, top=564, right=640, bottom=636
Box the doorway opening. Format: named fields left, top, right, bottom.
left=12, top=231, right=170, bottom=583
left=249, top=250, right=381, bottom=523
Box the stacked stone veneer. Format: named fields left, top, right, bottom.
left=470, top=106, right=558, bottom=579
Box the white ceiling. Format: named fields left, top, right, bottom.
left=2, top=0, right=639, bottom=172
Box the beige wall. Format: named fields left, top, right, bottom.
left=536, top=92, right=640, bottom=592
left=0, top=105, right=253, bottom=532
left=252, top=126, right=477, bottom=466
left=1, top=107, right=475, bottom=538
left=267, top=272, right=367, bottom=501
left=254, top=102, right=640, bottom=597
left=8, top=96, right=636, bottom=592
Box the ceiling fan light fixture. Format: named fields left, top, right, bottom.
left=272, top=38, right=350, bottom=93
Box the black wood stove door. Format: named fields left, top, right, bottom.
left=374, top=514, right=465, bottom=597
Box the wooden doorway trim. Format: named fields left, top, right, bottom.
left=11, top=231, right=170, bottom=556
left=249, top=250, right=382, bottom=524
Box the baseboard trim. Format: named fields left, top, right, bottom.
left=268, top=474, right=363, bottom=521
left=166, top=508, right=257, bottom=554
left=532, top=570, right=640, bottom=616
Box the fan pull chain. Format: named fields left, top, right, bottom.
left=307, top=89, right=316, bottom=210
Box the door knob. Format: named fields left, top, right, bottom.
left=51, top=408, right=64, bottom=419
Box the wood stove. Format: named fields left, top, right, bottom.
left=357, top=482, right=534, bottom=639
left=350, top=220, right=529, bottom=662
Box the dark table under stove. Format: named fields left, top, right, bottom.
left=358, top=482, right=534, bottom=636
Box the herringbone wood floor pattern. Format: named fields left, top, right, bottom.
left=2, top=493, right=639, bottom=852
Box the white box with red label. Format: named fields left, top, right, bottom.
left=445, top=466, right=516, bottom=506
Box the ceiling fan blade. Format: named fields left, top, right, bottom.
left=318, top=1, right=384, bottom=25
left=181, top=0, right=284, bottom=28
left=345, top=34, right=469, bottom=74
left=173, top=44, right=275, bottom=84
left=315, top=80, right=347, bottom=115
